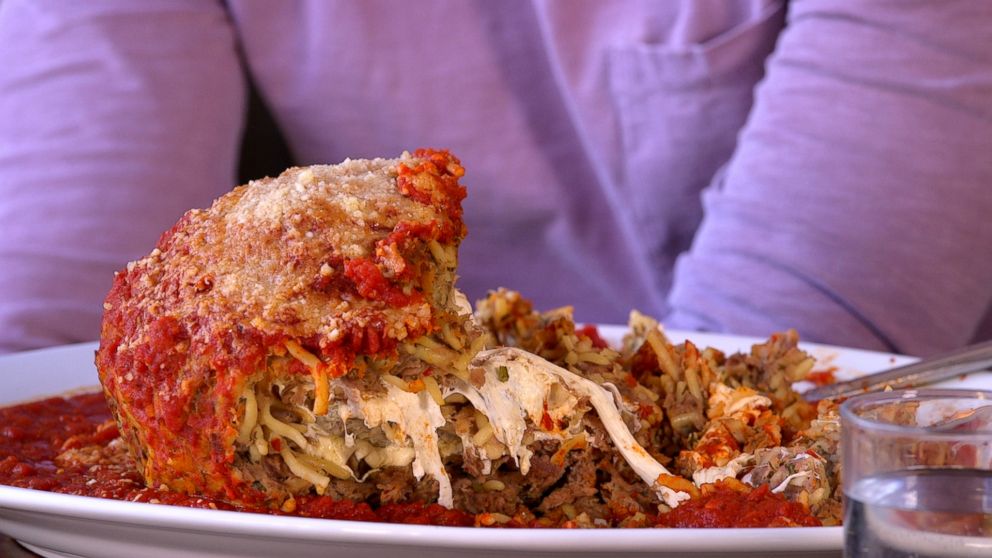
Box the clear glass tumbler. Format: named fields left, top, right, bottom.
left=841, top=389, right=992, bottom=557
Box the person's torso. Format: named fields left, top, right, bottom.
left=227, top=0, right=786, bottom=323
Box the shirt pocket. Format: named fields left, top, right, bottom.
left=606, top=1, right=785, bottom=279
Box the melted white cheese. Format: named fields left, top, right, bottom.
left=453, top=289, right=472, bottom=316
left=338, top=381, right=453, bottom=507
left=470, top=348, right=691, bottom=508
left=691, top=453, right=754, bottom=486
left=447, top=353, right=579, bottom=475
left=310, top=432, right=358, bottom=469
left=770, top=471, right=811, bottom=494
left=708, top=383, right=772, bottom=418
left=313, top=345, right=697, bottom=510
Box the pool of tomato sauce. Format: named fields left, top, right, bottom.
left=0, top=392, right=819, bottom=529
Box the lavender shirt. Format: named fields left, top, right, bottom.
left=1, top=0, right=990, bottom=356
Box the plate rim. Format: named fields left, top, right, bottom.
left=0, top=485, right=842, bottom=551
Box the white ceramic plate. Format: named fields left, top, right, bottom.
left=0, top=330, right=988, bottom=558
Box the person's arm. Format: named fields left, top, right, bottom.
left=665, top=0, right=992, bottom=356
left=0, top=0, right=245, bottom=352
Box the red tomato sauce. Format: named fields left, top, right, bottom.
left=1, top=392, right=820, bottom=529
left=576, top=324, right=609, bottom=349
left=0, top=392, right=473, bottom=525
left=655, top=481, right=821, bottom=528
left=807, top=367, right=837, bottom=387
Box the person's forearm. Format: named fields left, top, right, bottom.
left=665, top=0, right=992, bottom=356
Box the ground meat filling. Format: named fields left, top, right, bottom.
left=231, top=348, right=651, bottom=524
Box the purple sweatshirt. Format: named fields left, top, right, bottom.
left=1, top=0, right=990, bottom=356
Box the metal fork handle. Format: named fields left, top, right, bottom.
left=802, top=338, right=992, bottom=401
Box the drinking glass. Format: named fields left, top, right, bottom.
left=841, top=389, right=992, bottom=557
